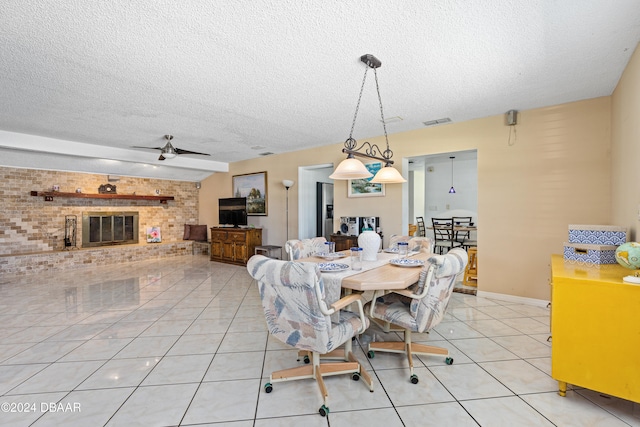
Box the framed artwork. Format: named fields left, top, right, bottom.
left=232, top=171, right=268, bottom=215
left=348, top=162, right=385, bottom=197
left=146, top=227, right=161, bottom=243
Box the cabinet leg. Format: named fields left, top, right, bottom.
left=558, top=381, right=567, bottom=397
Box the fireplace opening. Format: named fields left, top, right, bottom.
left=82, top=211, right=139, bottom=247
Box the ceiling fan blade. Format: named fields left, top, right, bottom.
left=132, top=146, right=164, bottom=151
left=174, top=148, right=211, bottom=156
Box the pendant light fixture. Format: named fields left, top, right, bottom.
left=329, top=54, right=406, bottom=184
left=448, top=156, right=456, bottom=194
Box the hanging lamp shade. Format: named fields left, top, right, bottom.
left=370, top=164, right=406, bottom=184
left=329, top=157, right=373, bottom=180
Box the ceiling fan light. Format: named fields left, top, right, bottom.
left=161, top=143, right=178, bottom=159
left=369, top=165, right=406, bottom=184
left=329, top=157, right=373, bottom=180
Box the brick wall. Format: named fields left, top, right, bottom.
left=0, top=166, right=201, bottom=255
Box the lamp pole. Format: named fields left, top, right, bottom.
left=282, top=180, right=295, bottom=242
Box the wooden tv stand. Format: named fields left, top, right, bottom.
left=210, top=227, right=262, bottom=266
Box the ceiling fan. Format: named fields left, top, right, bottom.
left=133, top=135, right=211, bottom=161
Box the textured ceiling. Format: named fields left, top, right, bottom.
left=1, top=1, right=639, bottom=181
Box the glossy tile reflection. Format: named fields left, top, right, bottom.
left=0, top=255, right=638, bottom=426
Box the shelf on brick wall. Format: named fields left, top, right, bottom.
left=30, top=191, right=175, bottom=204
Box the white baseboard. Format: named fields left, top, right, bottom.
left=476, top=291, right=549, bottom=308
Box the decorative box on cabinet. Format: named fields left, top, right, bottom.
left=210, top=227, right=262, bottom=266
left=330, top=234, right=358, bottom=252
left=550, top=254, right=640, bottom=403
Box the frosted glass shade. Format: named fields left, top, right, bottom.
left=329, top=158, right=373, bottom=180
left=282, top=179, right=295, bottom=189
left=369, top=165, right=406, bottom=184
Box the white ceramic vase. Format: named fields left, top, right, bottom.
left=358, top=229, right=381, bottom=261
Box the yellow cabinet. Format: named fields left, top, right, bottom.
left=550, top=254, right=640, bottom=403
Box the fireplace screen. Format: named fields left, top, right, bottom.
left=82, top=212, right=139, bottom=247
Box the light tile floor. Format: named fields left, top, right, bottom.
left=1, top=255, right=639, bottom=426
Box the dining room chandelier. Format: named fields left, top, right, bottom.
left=329, top=54, right=406, bottom=184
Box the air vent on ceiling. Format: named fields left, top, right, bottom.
left=380, top=116, right=403, bottom=124
left=423, top=118, right=452, bottom=127
left=259, top=152, right=274, bottom=156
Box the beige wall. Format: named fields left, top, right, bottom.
left=611, top=43, right=640, bottom=241
left=201, top=96, right=613, bottom=301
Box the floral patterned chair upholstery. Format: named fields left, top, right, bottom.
left=364, top=247, right=468, bottom=384
left=284, top=237, right=327, bottom=260
left=388, top=235, right=434, bottom=253
left=247, top=255, right=374, bottom=417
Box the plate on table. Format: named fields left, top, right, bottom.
left=383, top=247, right=399, bottom=253
left=318, top=263, right=350, bottom=272
left=389, top=258, right=424, bottom=268
left=314, top=252, right=347, bottom=260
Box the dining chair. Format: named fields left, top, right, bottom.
left=415, top=217, right=426, bottom=237
left=452, top=216, right=477, bottom=249
left=389, top=234, right=411, bottom=249
left=284, top=237, right=327, bottom=260
left=247, top=255, right=374, bottom=417
left=364, top=248, right=468, bottom=384
left=408, top=236, right=434, bottom=253
left=431, top=218, right=461, bottom=254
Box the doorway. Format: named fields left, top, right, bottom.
left=408, top=150, right=478, bottom=236
left=297, top=163, right=334, bottom=239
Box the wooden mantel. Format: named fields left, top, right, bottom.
left=30, top=191, right=175, bottom=204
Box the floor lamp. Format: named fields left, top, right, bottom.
left=282, top=180, right=295, bottom=242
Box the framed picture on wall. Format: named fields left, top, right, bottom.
left=232, top=171, right=268, bottom=215
left=348, top=162, right=385, bottom=197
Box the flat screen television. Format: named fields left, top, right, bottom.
left=218, top=197, right=248, bottom=227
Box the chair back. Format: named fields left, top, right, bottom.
left=416, top=217, right=426, bottom=237
left=408, top=236, right=434, bottom=253
left=284, top=237, right=327, bottom=260
left=247, top=255, right=333, bottom=353
left=431, top=217, right=460, bottom=253
left=452, top=216, right=473, bottom=242
left=389, top=234, right=411, bottom=248
left=411, top=248, right=468, bottom=333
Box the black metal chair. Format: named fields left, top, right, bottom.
left=452, top=216, right=477, bottom=249
left=431, top=218, right=462, bottom=254
left=416, top=217, right=426, bottom=237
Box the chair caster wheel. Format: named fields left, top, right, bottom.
left=367, top=350, right=375, bottom=359
left=351, top=372, right=360, bottom=381
left=410, top=374, right=419, bottom=384
left=319, top=404, right=329, bottom=417
left=264, top=383, right=273, bottom=393
left=445, top=357, right=454, bottom=365
left=303, top=355, right=310, bottom=364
